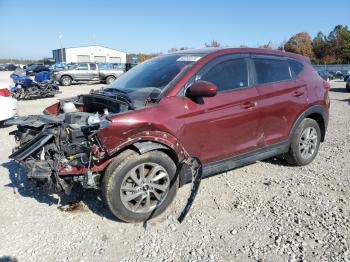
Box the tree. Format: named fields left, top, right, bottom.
left=205, top=40, right=221, bottom=47
left=327, top=25, right=350, bottom=63
left=284, top=32, right=314, bottom=58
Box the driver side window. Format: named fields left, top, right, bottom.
left=200, top=59, right=248, bottom=92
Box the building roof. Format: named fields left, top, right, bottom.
left=52, top=45, right=126, bottom=53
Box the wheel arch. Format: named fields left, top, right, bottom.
left=289, top=105, right=328, bottom=142
left=60, top=74, right=73, bottom=82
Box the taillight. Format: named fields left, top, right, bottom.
left=323, top=81, right=331, bottom=91
left=0, top=88, right=10, bottom=97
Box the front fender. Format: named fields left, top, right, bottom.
left=101, top=130, right=187, bottom=163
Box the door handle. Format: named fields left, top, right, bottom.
left=292, top=90, right=305, bottom=97
left=241, top=101, right=256, bottom=109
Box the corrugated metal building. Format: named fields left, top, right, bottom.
left=52, top=45, right=127, bottom=64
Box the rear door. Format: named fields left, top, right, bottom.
left=251, top=55, right=308, bottom=146
left=89, top=63, right=99, bottom=80
left=178, top=54, right=262, bottom=164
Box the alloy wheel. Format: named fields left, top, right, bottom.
left=120, top=162, right=170, bottom=214
left=299, top=127, right=318, bottom=159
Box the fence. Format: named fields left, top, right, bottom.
left=312, top=64, right=350, bottom=73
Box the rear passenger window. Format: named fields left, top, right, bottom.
left=90, top=64, right=97, bottom=70
left=288, top=59, right=304, bottom=76
left=253, top=58, right=291, bottom=84
left=201, top=59, right=248, bottom=92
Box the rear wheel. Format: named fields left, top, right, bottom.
left=285, top=118, right=321, bottom=166
left=102, top=150, right=178, bottom=222
left=60, top=76, right=72, bottom=86
left=105, top=76, right=116, bottom=85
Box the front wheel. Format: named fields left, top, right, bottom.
left=102, top=150, right=178, bottom=222
left=285, top=118, right=321, bottom=166
left=60, top=76, right=72, bottom=86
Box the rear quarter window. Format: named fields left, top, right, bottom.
left=253, top=58, right=291, bottom=85
left=288, top=59, right=304, bottom=76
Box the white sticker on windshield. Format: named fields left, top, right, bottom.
left=177, top=56, right=202, bottom=62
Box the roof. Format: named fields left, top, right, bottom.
left=174, top=47, right=308, bottom=61
left=52, top=45, right=126, bottom=54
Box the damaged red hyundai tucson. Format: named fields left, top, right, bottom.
left=7, top=48, right=330, bottom=223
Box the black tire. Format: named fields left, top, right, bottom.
left=60, top=76, right=72, bottom=86
left=105, top=76, right=116, bottom=85
left=285, top=118, right=321, bottom=166
left=346, top=84, right=350, bottom=92
left=102, top=150, right=178, bottom=222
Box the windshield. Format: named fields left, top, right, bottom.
left=107, top=54, right=203, bottom=106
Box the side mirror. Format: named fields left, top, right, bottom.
left=186, top=80, right=217, bottom=98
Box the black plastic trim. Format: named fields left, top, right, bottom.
left=179, top=141, right=289, bottom=186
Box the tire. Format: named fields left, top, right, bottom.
left=60, top=76, right=72, bottom=86
left=346, top=84, right=350, bottom=92
left=285, top=118, right=321, bottom=166
left=102, top=150, right=178, bottom=222
left=105, top=76, right=116, bottom=85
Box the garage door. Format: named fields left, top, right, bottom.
left=94, top=56, right=106, bottom=63
left=77, top=55, right=90, bottom=62
left=110, top=57, right=121, bottom=63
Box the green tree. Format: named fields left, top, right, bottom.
left=327, top=25, right=350, bottom=63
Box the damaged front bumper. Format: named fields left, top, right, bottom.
left=7, top=112, right=111, bottom=194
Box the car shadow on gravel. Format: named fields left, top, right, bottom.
left=1, top=160, right=120, bottom=222
left=330, top=87, right=349, bottom=93
left=336, top=98, right=350, bottom=105
left=261, top=157, right=293, bottom=166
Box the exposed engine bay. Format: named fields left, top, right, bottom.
left=7, top=91, right=133, bottom=194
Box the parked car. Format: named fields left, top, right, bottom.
left=7, top=48, right=330, bottom=222
left=327, top=71, right=335, bottom=79
left=25, top=64, right=50, bottom=76
left=54, top=62, right=125, bottom=86
left=346, top=76, right=350, bottom=91
left=317, top=70, right=333, bottom=81
left=335, top=71, right=344, bottom=79
left=0, top=64, right=6, bottom=71
left=0, top=86, right=17, bottom=125
left=344, top=70, right=350, bottom=82
left=4, top=64, right=18, bottom=71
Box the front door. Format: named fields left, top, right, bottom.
left=74, top=63, right=89, bottom=80
left=177, top=56, right=262, bottom=164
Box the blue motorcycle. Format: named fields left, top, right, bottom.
left=10, top=69, right=60, bottom=100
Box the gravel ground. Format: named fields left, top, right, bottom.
left=0, top=71, right=349, bottom=262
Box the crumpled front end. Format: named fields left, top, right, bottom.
left=7, top=91, right=133, bottom=194
left=7, top=112, right=111, bottom=193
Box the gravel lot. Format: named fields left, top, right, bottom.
left=0, top=71, right=349, bottom=261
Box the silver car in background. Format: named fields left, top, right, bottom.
left=54, top=62, right=125, bottom=86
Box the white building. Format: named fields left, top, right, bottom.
left=52, top=45, right=127, bottom=64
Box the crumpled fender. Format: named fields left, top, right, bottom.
left=100, top=130, right=188, bottom=163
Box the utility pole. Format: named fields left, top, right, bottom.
left=59, top=32, right=64, bottom=63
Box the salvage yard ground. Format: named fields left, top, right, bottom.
left=0, top=71, right=349, bottom=261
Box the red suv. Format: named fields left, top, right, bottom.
left=8, top=48, right=330, bottom=222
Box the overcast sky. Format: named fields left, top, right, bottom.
left=0, top=0, right=349, bottom=59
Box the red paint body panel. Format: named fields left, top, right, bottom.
left=45, top=48, right=329, bottom=173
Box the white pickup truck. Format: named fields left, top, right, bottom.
left=54, top=63, right=125, bottom=86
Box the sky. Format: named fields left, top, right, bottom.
left=0, top=0, right=349, bottom=59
